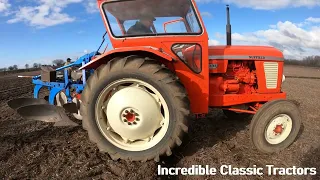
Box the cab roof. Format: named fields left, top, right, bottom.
left=100, top=0, right=192, bottom=21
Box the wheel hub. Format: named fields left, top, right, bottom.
left=122, top=108, right=139, bottom=124
left=105, top=86, right=163, bottom=141
left=274, top=124, right=283, bottom=134
left=265, top=114, right=293, bottom=145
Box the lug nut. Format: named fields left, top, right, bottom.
left=136, top=118, right=140, bottom=121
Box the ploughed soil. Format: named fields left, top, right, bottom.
left=0, top=66, right=319, bottom=180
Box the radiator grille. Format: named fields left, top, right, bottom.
left=264, top=62, right=278, bottom=89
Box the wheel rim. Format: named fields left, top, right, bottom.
left=265, top=114, right=293, bottom=145
left=55, top=92, right=67, bottom=106
left=95, top=78, right=170, bottom=151
left=72, top=98, right=82, bottom=120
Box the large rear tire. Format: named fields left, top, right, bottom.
left=81, top=55, right=190, bottom=162
left=250, top=99, right=301, bottom=153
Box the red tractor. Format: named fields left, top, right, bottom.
left=10, top=0, right=302, bottom=162
left=76, top=0, right=302, bottom=162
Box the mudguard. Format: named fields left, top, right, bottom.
left=79, top=46, right=174, bottom=70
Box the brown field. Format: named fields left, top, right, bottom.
left=284, top=65, right=320, bottom=78
left=0, top=65, right=319, bottom=180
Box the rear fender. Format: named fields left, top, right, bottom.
left=79, top=46, right=174, bottom=70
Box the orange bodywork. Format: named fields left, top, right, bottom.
left=207, top=45, right=286, bottom=108
left=84, top=0, right=287, bottom=114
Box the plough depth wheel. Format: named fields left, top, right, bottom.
left=55, top=92, right=83, bottom=120
left=81, top=56, right=190, bottom=162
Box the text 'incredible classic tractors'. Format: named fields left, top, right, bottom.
left=10, top=0, right=302, bottom=162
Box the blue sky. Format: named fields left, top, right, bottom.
left=0, top=0, right=320, bottom=68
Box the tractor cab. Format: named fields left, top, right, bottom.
left=102, top=0, right=202, bottom=36
left=99, top=0, right=206, bottom=75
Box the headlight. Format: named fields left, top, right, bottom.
left=282, top=74, right=286, bottom=83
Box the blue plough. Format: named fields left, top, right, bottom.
left=7, top=51, right=99, bottom=126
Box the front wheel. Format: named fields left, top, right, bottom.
left=81, top=56, right=190, bottom=162
left=250, top=99, right=301, bottom=153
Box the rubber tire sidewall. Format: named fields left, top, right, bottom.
left=250, top=99, right=301, bottom=153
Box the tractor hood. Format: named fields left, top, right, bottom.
left=208, top=45, right=284, bottom=61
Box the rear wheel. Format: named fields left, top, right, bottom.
left=250, top=99, right=301, bottom=153
left=81, top=55, right=190, bottom=162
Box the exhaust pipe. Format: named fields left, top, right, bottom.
left=226, top=5, right=232, bottom=46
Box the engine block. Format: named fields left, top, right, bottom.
left=210, top=61, right=258, bottom=95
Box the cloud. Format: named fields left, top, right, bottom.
left=21, top=49, right=93, bottom=67
left=84, top=0, right=99, bottom=13
left=269, top=24, right=277, bottom=29
left=215, top=17, right=320, bottom=59
left=306, top=17, right=320, bottom=23
left=7, top=0, right=83, bottom=28
left=209, top=39, right=220, bottom=45
left=201, top=12, right=213, bottom=18
left=223, top=0, right=320, bottom=10
left=197, top=0, right=320, bottom=10
left=0, top=0, right=10, bottom=12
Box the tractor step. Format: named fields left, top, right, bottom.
left=7, top=98, right=78, bottom=127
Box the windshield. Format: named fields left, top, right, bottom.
left=102, top=0, right=202, bottom=37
